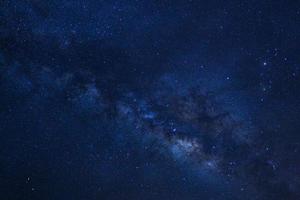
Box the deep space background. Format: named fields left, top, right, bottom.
left=1, top=0, right=300, bottom=199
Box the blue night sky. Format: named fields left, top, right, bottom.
left=0, top=1, right=300, bottom=199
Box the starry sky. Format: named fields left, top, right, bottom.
left=1, top=1, right=300, bottom=199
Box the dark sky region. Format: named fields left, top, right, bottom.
left=0, top=1, right=300, bottom=199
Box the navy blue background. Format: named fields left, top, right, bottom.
left=0, top=1, right=300, bottom=199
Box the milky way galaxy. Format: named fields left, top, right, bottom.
left=1, top=1, right=300, bottom=200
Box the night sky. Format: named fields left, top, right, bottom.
left=1, top=1, right=300, bottom=199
